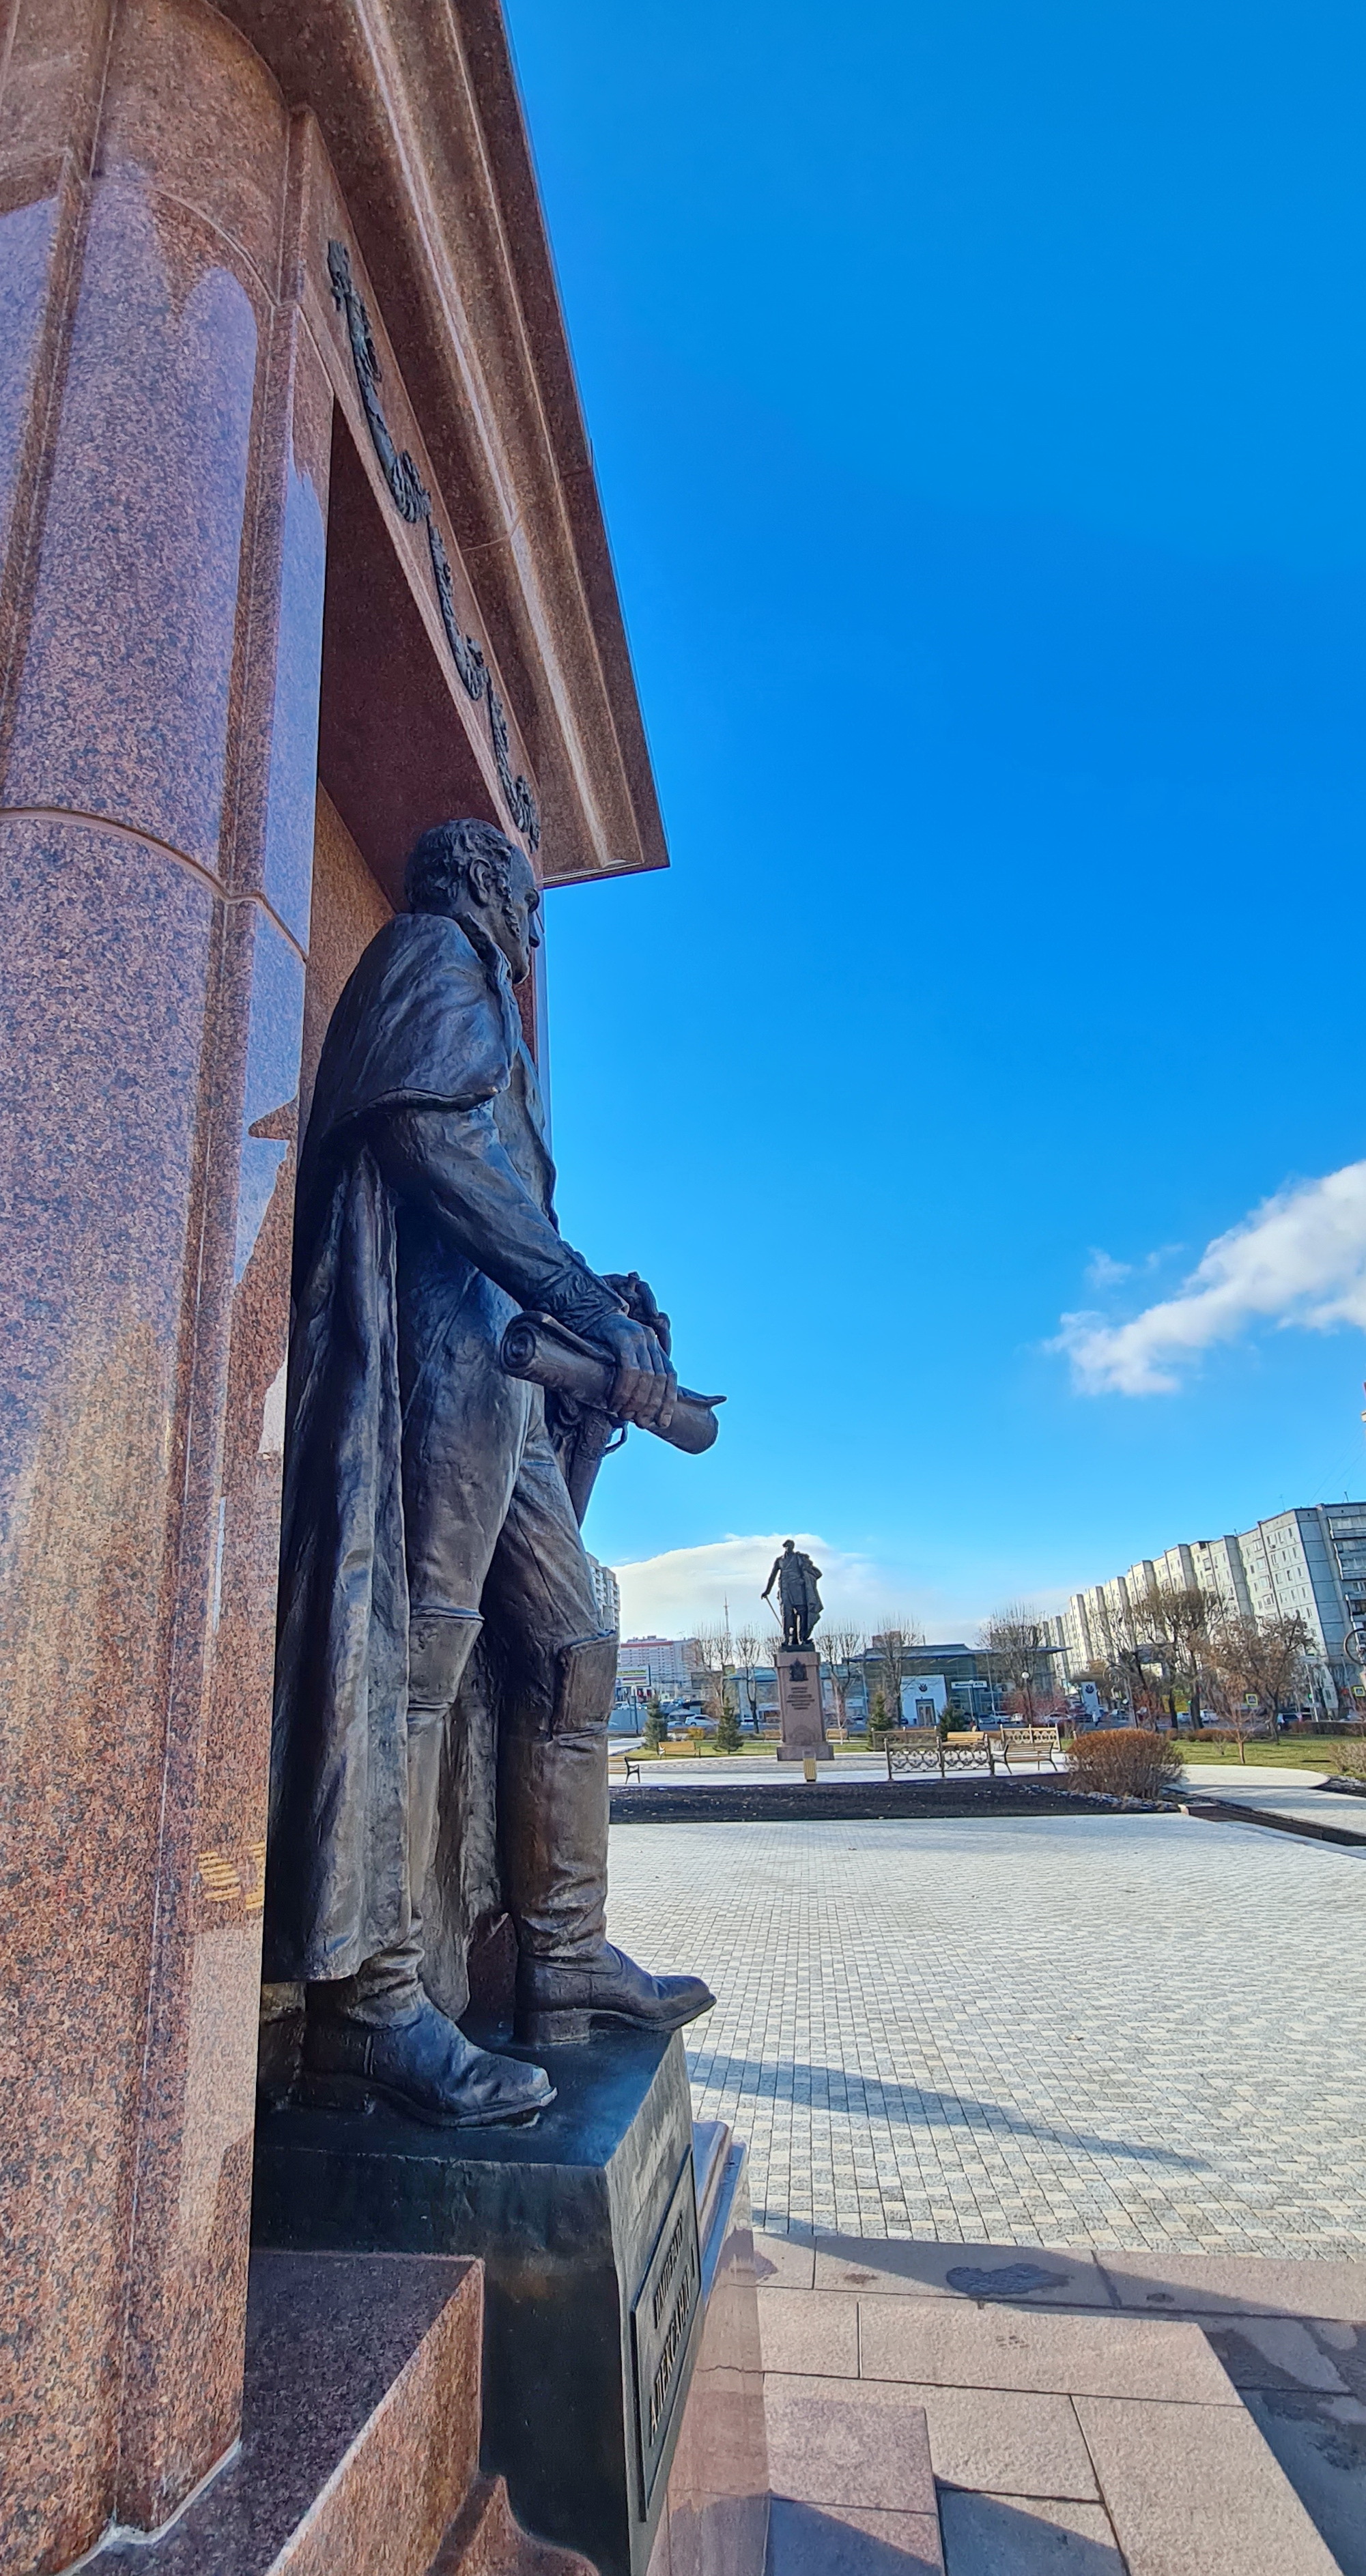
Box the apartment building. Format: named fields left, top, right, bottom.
left=615, top=1634, right=692, bottom=1693
left=1049, top=1502, right=1366, bottom=1703
left=586, top=1556, right=621, bottom=1636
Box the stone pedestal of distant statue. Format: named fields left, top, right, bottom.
left=775, top=1648, right=832, bottom=1762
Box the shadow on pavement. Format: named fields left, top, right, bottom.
left=689, top=2050, right=1206, bottom=2171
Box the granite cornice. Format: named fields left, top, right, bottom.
left=301, top=212, right=541, bottom=860
left=307, top=37, right=626, bottom=878
left=365, top=3, right=664, bottom=883
left=212, top=0, right=667, bottom=883
left=451, top=0, right=666, bottom=868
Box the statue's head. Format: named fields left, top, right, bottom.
left=783, top=1539, right=795, bottom=1552
left=405, top=817, right=541, bottom=986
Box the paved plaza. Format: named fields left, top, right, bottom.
left=606, top=1810, right=1366, bottom=2256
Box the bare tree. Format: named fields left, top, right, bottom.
left=1090, top=1579, right=1223, bottom=1731
left=870, top=1615, right=922, bottom=1730
left=1130, top=1579, right=1218, bottom=1726
left=732, top=1626, right=766, bottom=1734
left=821, top=1626, right=866, bottom=1736
left=980, top=1603, right=1057, bottom=1723
left=974, top=1631, right=1010, bottom=1720
left=690, top=1622, right=735, bottom=1728
left=1077, top=1591, right=1173, bottom=1727
left=1204, top=1609, right=1313, bottom=1762
left=1089, top=1593, right=1162, bottom=1727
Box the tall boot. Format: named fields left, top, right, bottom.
left=501, top=1632, right=715, bottom=2045
left=304, top=1612, right=554, bottom=2126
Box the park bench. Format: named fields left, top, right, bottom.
left=885, top=1731, right=995, bottom=1780
left=992, top=1724, right=1062, bottom=1771
left=610, top=1751, right=644, bottom=1785
left=884, top=1734, right=943, bottom=1777
left=941, top=1729, right=996, bottom=1773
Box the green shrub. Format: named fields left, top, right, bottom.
left=642, top=1698, right=668, bottom=1751
left=1067, top=1727, right=1183, bottom=1801
left=715, top=1702, right=743, bottom=1754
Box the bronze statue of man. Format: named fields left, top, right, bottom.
left=264, top=818, right=713, bottom=2128
left=763, top=1540, right=823, bottom=1648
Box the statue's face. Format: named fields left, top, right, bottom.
left=472, top=850, right=542, bottom=985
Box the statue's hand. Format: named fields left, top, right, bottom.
left=601, top=1271, right=672, bottom=1360
left=586, top=1311, right=678, bottom=1432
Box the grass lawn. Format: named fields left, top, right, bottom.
left=614, top=1732, right=1364, bottom=1775
left=1180, top=1736, right=1365, bottom=1771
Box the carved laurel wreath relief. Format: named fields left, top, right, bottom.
left=328, top=238, right=541, bottom=853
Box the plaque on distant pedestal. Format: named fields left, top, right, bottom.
left=775, top=1648, right=832, bottom=1762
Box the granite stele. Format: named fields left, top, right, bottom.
left=0, top=5, right=766, bottom=2572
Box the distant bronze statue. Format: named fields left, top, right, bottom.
left=763, top=1541, right=823, bottom=1648
left=264, top=818, right=714, bottom=2129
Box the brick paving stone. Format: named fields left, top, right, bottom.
left=607, top=1812, right=1366, bottom=2252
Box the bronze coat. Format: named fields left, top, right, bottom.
left=263, top=913, right=605, bottom=1982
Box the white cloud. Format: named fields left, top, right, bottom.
left=1056, top=1158, right=1366, bottom=1396
left=1085, top=1248, right=1132, bottom=1288
left=614, top=1534, right=874, bottom=1640
left=609, top=1532, right=1071, bottom=1644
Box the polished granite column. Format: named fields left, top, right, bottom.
left=0, top=2, right=329, bottom=2562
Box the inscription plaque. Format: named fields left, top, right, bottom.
left=776, top=1644, right=832, bottom=1761
left=629, top=2151, right=700, bottom=2512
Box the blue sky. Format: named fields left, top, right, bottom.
left=504, top=0, right=1366, bottom=1639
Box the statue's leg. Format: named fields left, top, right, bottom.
left=492, top=1421, right=714, bottom=2045
left=302, top=1325, right=553, bottom=2127
left=503, top=1626, right=617, bottom=1964
left=330, top=1608, right=483, bottom=2018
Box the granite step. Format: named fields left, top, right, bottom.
left=87, top=2252, right=482, bottom=2575
left=84, top=2250, right=586, bottom=2576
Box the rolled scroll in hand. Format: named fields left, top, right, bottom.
left=499, top=1313, right=724, bottom=1455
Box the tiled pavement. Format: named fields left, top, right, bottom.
left=1183, top=1765, right=1366, bottom=1833
left=755, top=2234, right=1363, bottom=2574
left=606, top=1812, right=1366, bottom=2255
